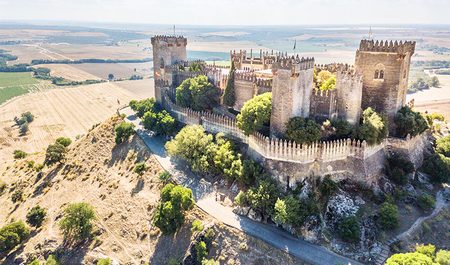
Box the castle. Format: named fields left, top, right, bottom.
left=150, top=35, right=425, bottom=187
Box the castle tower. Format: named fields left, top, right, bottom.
left=270, top=56, right=315, bottom=137
left=151, top=35, right=187, bottom=102
left=335, top=70, right=363, bottom=125
left=355, top=39, right=415, bottom=123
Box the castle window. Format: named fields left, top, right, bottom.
left=374, top=70, right=379, bottom=79
left=379, top=70, right=384, bottom=79
left=160, top=58, right=165, bottom=68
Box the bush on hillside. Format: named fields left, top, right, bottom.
left=26, top=205, right=47, bottom=227
left=13, top=150, right=27, bottom=159
left=421, top=153, right=450, bottom=183
left=436, top=135, right=450, bottom=157
left=44, top=143, right=67, bottom=165
left=133, top=161, right=147, bottom=175
left=337, top=216, right=360, bottom=242
left=417, top=194, right=436, bottom=211
left=379, top=202, right=399, bottom=230
left=55, top=137, right=72, bottom=147
left=59, top=202, right=95, bottom=244
left=355, top=107, right=388, bottom=145
left=0, top=221, right=30, bottom=254
left=114, top=121, right=135, bottom=144
left=385, top=153, right=414, bottom=185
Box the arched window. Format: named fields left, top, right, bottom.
left=379, top=70, right=384, bottom=79
left=374, top=70, right=379, bottom=79
left=159, top=58, right=165, bottom=68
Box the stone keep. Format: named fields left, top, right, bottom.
left=335, top=70, right=363, bottom=125
left=355, top=40, right=415, bottom=123
left=151, top=35, right=187, bottom=102
left=270, top=56, right=314, bottom=137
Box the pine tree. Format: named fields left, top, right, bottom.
left=223, top=61, right=236, bottom=107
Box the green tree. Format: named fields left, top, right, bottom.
left=165, top=125, right=214, bottom=173
left=142, top=110, right=176, bottom=136
left=129, top=98, right=158, bottom=118
left=55, top=137, right=72, bottom=147
left=45, top=254, right=59, bottom=265
left=273, top=198, right=287, bottom=225
left=97, top=258, right=111, bottom=265
left=430, top=76, right=440, bottom=87
left=385, top=153, right=414, bottom=185
left=189, top=62, right=204, bottom=72
left=21, top=111, right=34, bottom=123
left=108, top=73, right=114, bottom=81
left=283, top=195, right=317, bottom=227
left=0, top=221, right=30, bottom=254
left=337, top=216, right=360, bottom=242
left=153, top=184, right=194, bottom=234
left=285, top=117, right=321, bottom=144
left=320, top=75, right=336, bottom=90
left=331, top=119, right=353, bottom=139
left=246, top=179, right=280, bottom=220
left=212, top=133, right=242, bottom=181
left=59, top=202, right=95, bottom=244
left=379, top=202, right=399, bottom=230
left=26, top=205, right=47, bottom=227
left=28, top=259, right=40, bottom=265
left=176, top=75, right=220, bottom=111
left=195, top=241, right=207, bottom=264
left=394, top=106, right=428, bottom=138
left=133, top=162, right=147, bottom=175
left=421, top=154, right=450, bottom=183
left=13, top=150, right=27, bottom=159
left=191, top=219, right=203, bottom=233
left=417, top=194, right=436, bottom=211
left=436, top=135, right=450, bottom=157
left=237, top=159, right=263, bottom=187
left=436, top=250, right=450, bottom=265
left=223, top=61, right=236, bottom=106
left=319, top=175, right=338, bottom=198
left=316, top=70, right=333, bottom=89
left=237, top=92, right=272, bottom=135
left=114, top=121, right=135, bottom=144
left=44, top=143, right=67, bottom=165
left=356, top=107, right=388, bottom=145
left=386, top=252, right=434, bottom=265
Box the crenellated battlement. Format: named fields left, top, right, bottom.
left=336, top=70, right=363, bottom=84
left=358, top=39, right=415, bottom=54
left=312, top=88, right=336, bottom=97
left=151, top=35, right=187, bottom=46
left=273, top=56, right=315, bottom=72
left=315, top=63, right=354, bottom=73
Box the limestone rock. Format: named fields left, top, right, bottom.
left=247, top=209, right=262, bottom=222
left=233, top=206, right=250, bottom=216
left=326, top=192, right=359, bottom=224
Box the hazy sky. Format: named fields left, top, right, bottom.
left=0, top=0, right=449, bottom=25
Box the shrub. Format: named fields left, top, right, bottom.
left=417, top=194, right=436, bottom=211
left=26, top=205, right=47, bottom=227
left=331, top=119, right=353, bottom=139
left=236, top=92, right=271, bottom=135
left=386, top=252, right=433, bottom=265
left=153, top=184, right=194, bottom=234
left=203, top=228, right=215, bottom=245
left=176, top=75, right=220, bottom=111
left=59, top=202, right=95, bottom=244
left=355, top=107, right=388, bottom=145
left=114, top=121, right=135, bottom=144
left=421, top=153, right=450, bottom=183
left=55, top=137, right=72, bottom=147
left=0, top=221, right=30, bottom=254
left=11, top=189, right=24, bottom=203
left=436, top=135, right=450, bottom=157
left=337, top=216, right=360, bottom=242
left=237, top=159, right=263, bottom=187
left=394, top=106, right=428, bottom=138
left=283, top=195, right=318, bottom=227
left=285, top=117, right=321, bottom=144
left=385, top=153, right=414, bottom=185
left=19, top=122, right=29, bottom=135
left=44, top=143, right=67, bottom=165
left=21, top=111, right=34, bottom=123
left=13, top=150, right=27, bottom=159
left=416, top=244, right=436, bottom=258
left=273, top=198, right=287, bottom=225
left=45, top=254, right=59, bottom=265
left=234, top=191, right=248, bottom=207
left=245, top=179, right=280, bottom=220
left=195, top=241, right=207, bottom=264
left=212, top=133, right=243, bottom=181
left=159, top=171, right=172, bottom=183
left=319, top=175, right=338, bottom=198
left=133, top=162, right=147, bottom=175
left=379, top=202, right=399, bottom=230
left=436, top=250, right=450, bottom=265
left=191, top=219, right=203, bottom=233
left=0, top=181, right=6, bottom=195
left=97, top=258, right=111, bottom=265
left=28, top=259, right=40, bottom=265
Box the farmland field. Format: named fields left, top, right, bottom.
left=0, top=72, right=40, bottom=104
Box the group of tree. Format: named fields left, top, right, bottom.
left=44, top=137, right=72, bottom=165
left=237, top=92, right=272, bottom=135
left=153, top=183, right=195, bottom=234
left=176, top=75, right=220, bottom=111
left=394, top=106, right=428, bottom=138
left=421, top=134, right=450, bottom=184
left=165, top=125, right=244, bottom=183
left=130, top=98, right=176, bottom=136
left=385, top=153, right=415, bottom=185
left=409, top=76, right=440, bottom=93
left=222, top=61, right=236, bottom=107
left=14, top=111, right=34, bottom=136
left=386, top=244, right=449, bottom=265
left=314, top=69, right=336, bottom=91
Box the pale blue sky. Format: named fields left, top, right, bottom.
left=0, top=0, right=449, bottom=25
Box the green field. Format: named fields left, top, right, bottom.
left=0, top=72, right=39, bottom=105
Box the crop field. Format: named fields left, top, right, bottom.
left=0, top=79, right=153, bottom=168
left=0, top=72, right=40, bottom=104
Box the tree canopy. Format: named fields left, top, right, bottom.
left=223, top=61, right=236, bottom=107
left=114, top=121, right=135, bottom=144
left=285, top=117, right=321, bottom=144
left=59, top=202, right=95, bottom=244
left=176, top=75, right=220, bottom=111
left=237, top=92, right=272, bottom=135
left=394, top=106, right=428, bottom=138
left=355, top=107, right=388, bottom=145
left=386, top=244, right=449, bottom=265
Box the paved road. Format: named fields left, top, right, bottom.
left=121, top=107, right=363, bottom=265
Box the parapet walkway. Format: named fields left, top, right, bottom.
left=120, top=106, right=363, bottom=265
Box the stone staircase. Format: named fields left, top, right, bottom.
left=374, top=237, right=399, bottom=265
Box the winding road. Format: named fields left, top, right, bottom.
left=121, top=107, right=362, bottom=265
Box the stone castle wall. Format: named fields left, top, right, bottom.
left=336, top=71, right=363, bottom=125
left=309, top=89, right=338, bottom=122
left=233, top=72, right=273, bottom=110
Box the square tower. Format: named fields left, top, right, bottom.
left=151, top=35, right=187, bottom=102
left=270, top=56, right=315, bottom=137
left=355, top=40, right=415, bottom=123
